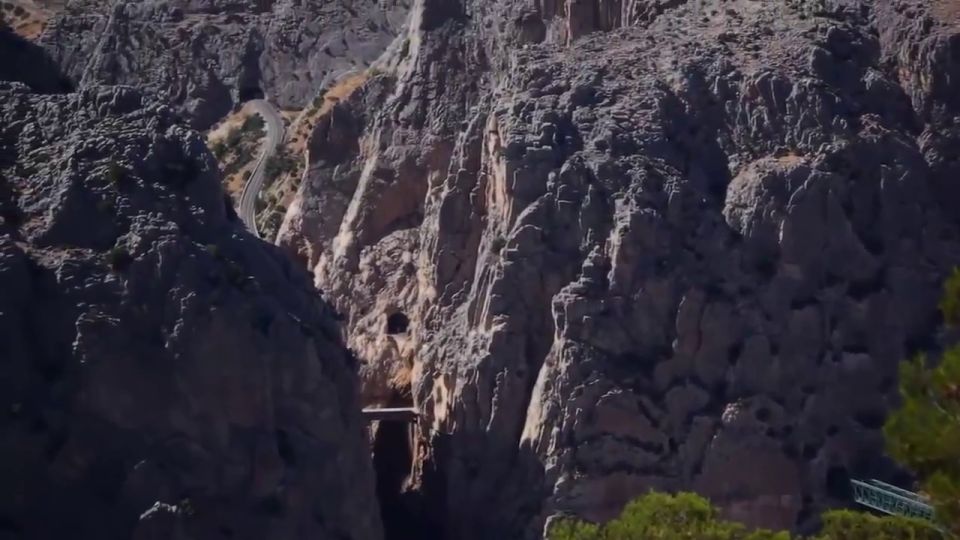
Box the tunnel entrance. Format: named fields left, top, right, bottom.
left=386, top=312, right=410, bottom=335
left=373, top=413, right=415, bottom=539
left=370, top=392, right=440, bottom=540
left=238, top=85, right=264, bottom=102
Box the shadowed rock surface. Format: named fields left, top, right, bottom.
left=39, top=0, right=410, bottom=129
left=276, top=0, right=960, bottom=538
left=0, top=80, right=382, bottom=540
left=0, top=24, right=72, bottom=93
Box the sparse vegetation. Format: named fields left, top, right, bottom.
left=258, top=206, right=286, bottom=241
left=548, top=493, right=780, bottom=540
left=264, top=148, right=297, bottom=183
left=241, top=113, right=265, bottom=134
left=207, top=109, right=268, bottom=199
left=224, top=127, right=244, bottom=149
left=817, top=510, right=943, bottom=540
left=548, top=492, right=943, bottom=540
left=211, top=140, right=227, bottom=160
left=254, top=71, right=373, bottom=242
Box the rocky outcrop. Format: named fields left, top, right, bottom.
left=39, top=0, right=409, bottom=129
left=0, top=80, right=382, bottom=540
left=278, top=0, right=960, bottom=538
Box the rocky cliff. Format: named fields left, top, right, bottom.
left=276, top=0, right=960, bottom=538
left=0, top=77, right=382, bottom=539
left=39, top=0, right=409, bottom=129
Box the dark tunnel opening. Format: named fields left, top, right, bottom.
left=373, top=418, right=416, bottom=539
left=386, top=312, right=410, bottom=335
left=825, top=466, right=851, bottom=499
left=371, top=393, right=441, bottom=540
left=238, top=85, right=264, bottom=102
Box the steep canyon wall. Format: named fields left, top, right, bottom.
left=277, top=0, right=960, bottom=537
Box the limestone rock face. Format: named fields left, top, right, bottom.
left=277, top=0, right=960, bottom=538
left=0, top=81, right=382, bottom=540
left=39, top=0, right=409, bottom=129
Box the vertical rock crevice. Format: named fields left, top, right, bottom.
left=373, top=418, right=418, bottom=540
left=371, top=387, right=437, bottom=540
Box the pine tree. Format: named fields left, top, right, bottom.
left=884, top=268, right=960, bottom=535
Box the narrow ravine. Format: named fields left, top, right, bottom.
left=372, top=419, right=418, bottom=540
left=370, top=391, right=443, bottom=540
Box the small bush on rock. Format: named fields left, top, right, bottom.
left=211, top=140, right=227, bottom=159
left=225, top=127, right=243, bottom=148
left=264, top=149, right=298, bottom=183
left=242, top=113, right=265, bottom=134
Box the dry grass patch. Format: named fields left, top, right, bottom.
left=288, top=72, right=370, bottom=157
left=205, top=104, right=266, bottom=202
left=207, top=103, right=258, bottom=144
left=1, top=0, right=56, bottom=39
left=932, top=0, right=960, bottom=29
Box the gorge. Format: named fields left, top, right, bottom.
left=2, top=0, right=960, bottom=539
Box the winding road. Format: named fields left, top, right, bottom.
left=238, top=99, right=285, bottom=238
